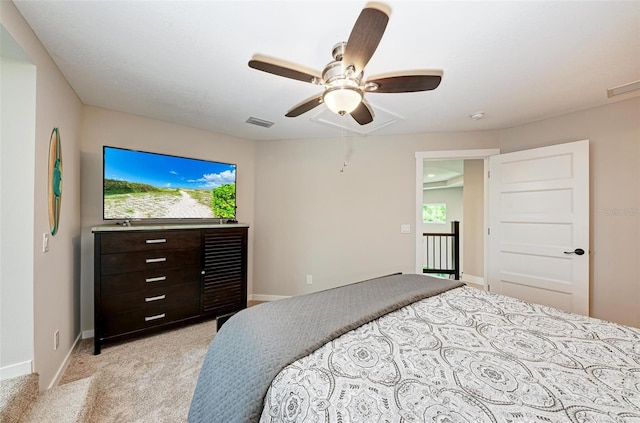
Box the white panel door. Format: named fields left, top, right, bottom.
left=488, top=140, right=589, bottom=315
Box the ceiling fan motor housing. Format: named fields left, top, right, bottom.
left=322, top=60, right=361, bottom=87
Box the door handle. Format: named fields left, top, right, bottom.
left=564, top=248, right=585, bottom=255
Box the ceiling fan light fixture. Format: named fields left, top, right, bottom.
left=323, top=87, right=362, bottom=115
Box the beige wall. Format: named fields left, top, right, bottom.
left=462, top=159, right=484, bottom=280
left=1, top=29, right=36, bottom=378
left=499, top=97, right=640, bottom=327
left=254, top=98, right=639, bottom=328
left=1, top=1, right=83, bottom=389
left=253, top=132, right=499, bottom=297
left=79, top=106, right=256, bottom=333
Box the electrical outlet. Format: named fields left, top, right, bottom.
left=42, top=233, right=49, bottom=253
left=306, top=275, right=313, bottom=285
left=54, top=330, right=59, bottom=350
left=400, top=224, right=411, bottom=234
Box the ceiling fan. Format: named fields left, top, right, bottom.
left=248, top=2, right=443, bottom=126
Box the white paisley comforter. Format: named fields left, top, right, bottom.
left=260, top=287, right=640, bottom=423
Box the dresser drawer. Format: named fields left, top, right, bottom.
left=102, top=300, right=199, bottom=338
left=101, top=281, right=200, bottom=315
left=101, top=248, right=200, bottom=275
left=100, top=230, right=200, bottom=254
left=101, top=266, right=201, bottom=296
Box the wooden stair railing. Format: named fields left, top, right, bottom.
left=422, top=221, right=460, bottom=280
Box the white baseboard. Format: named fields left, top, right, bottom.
left=48, top=333, right=82, bottom=389
left=461, top=273, right=485, bottom=286
left=0, top=360, right=33, bottom=381
left=81, top=330, right=94, bottom=340
left=249, top=294, right=291, bottom=302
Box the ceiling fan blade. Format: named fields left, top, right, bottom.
left=285, top=94, right=323, bottom=117
left=366, top=70, right=443, bottom=93
left=350, top=100, right=374, bottom=125
left=249, top=54, right=322, bottom=84
left=342, top=3, right=391, bottom=75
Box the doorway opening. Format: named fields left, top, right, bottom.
left=415, top=149, right=499, bottom=288
left=1, top=24, right=37, bottom=379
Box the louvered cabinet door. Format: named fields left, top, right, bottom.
left=201, top=228, right=248, bottom=317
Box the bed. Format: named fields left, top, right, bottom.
left=188, top=273, right=640, bottom=423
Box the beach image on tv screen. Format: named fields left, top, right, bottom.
left=103, top=147, right=236, bottom=220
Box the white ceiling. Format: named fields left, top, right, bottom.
left=14, top=1, right=640, bottom=141
left=423, top=160, right=463, bottom=187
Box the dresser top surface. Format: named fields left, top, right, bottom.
left=92, top=222, right=249, bottom=232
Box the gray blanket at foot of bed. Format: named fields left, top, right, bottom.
left=188, top=273, right=463, bottom=423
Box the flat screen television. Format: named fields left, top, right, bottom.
left=103, top=146, right=236, bottom=221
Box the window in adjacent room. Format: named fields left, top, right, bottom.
left=423, top=203, right=446, bottom=224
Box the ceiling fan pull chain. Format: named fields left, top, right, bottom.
left=340, top=124, right=348, bottom=173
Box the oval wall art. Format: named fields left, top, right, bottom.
left=48, top=127, right=62, bottom=235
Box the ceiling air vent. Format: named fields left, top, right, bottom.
left=245, top=117, right=274, bottom=128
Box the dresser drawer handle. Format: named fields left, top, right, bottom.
left=145, top=276, right=166, bottom=283
left=145, top=313, right=165, bottom=322
left=145, top=295, right=166, bottom=302
left=146, top=238, right=167, bottom=244
left=145, top=257, right=166, bottom=263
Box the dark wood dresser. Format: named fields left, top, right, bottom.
left=92, top=224, right=248, bottom=354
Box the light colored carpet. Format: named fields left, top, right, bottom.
left=0, top=373, right=39, bottom=421
left=60, top=320, right=217, bottom=422
left=23, top=376, right=97, bottom=423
